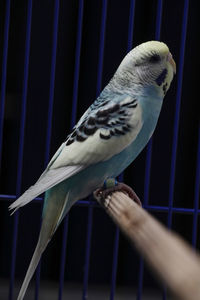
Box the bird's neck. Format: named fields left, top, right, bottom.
left=104, top=75, right=142, bottom=97
left=138, top=85, right=164, bottom=125
left=104, top=76, right=164, bottom=101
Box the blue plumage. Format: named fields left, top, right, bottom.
left=9, top=41, right=176, bottom=300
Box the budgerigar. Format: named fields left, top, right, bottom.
left=9, top=41, right=176, bottom=300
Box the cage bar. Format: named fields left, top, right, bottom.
left=137, top=1, right=163, bottom=299
left=44, top=0, right=60, bottom=166
left=0, top=0, right=10, bottom=169
left=1, top=195, right=200, bottom=215
left=34, top=1, right=60, bottom=299
left=58, top=1, right=84, bottom=299
left=9, top=1, right=32, bottom=299
left=143, top=0, right=163, bottom=207
left=82, top=205, right=93, bottom=300
left=96, top=0, right=107, bottom=96
left=192, top=124, right=200, bottom=247
left=167, top=0, right=189, bottom=227
left=109, top=2, right=136, bottom=299
left=0, top=1, right=198, bottom=299
left=82, top=1, right=108, bottom=299
left=70, top=0, right=84, bottom=129
left=109, top=228, right=120, bottom=300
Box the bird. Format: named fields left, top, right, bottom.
left=9, top=41, right=176, bottom=300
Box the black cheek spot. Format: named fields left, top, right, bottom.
left=100, top=132, right=111, bottom=140
left=156, top=68, right=167, bottom=86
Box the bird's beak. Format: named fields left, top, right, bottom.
left=167, top=52, right=176, bottom=74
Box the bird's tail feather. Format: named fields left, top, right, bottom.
left=17, top=188, right=70, bottom=300
left=9, top=165, right=81, bottom=215
left=17, top=231, right=48, bottom=300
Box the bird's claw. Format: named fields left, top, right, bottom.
left=94, top=182, right=142, bottom=206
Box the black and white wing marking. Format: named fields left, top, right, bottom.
left=65, top=98, right=138, bottom=144
left=51, top=96, right=143, bottom=167
left=9, top=96, right=142, bottom=213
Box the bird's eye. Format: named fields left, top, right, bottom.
left=149, top=54, right=161, bottom=63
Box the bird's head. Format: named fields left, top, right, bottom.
left=110, top=41, right=176, bottom=97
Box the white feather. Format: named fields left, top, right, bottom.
left=51, top=102, right=143, bottom=167
left=9, top=98, right=142, bottom=213
left=16, top=191, right=70, bottom=300
left=9, top=165, right=83, bottom=213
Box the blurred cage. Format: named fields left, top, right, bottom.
left=0, top=0, right=199, bottom=299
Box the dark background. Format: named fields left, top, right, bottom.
left=0, top=0, right=199, bottom=295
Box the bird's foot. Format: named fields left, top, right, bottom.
left=94, top=179, right=142, bottom=206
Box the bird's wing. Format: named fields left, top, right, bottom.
left=9, top=165, right=83, bottom=214
left=9, top=95, right=142, bottom=213
left=51, top=96, right=143, bottom=167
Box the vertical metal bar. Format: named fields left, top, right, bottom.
left=137, top=260, right=144, bottom=300
left=96, top=0, right=107, bottom=96
left=9, top=1, right=32, bottom=299
left=144, top=0, right=163, bottom=217
left=109, top=227, right=120, bottom=300
left=167, top=0, right=189, bottom=227
left=82, top=205, right=93, bottom=300
left=109, top=171, right=121, bottom=300
left=165, top=1, right=189, bottom=298
left=127, top=0, right=136, bottom=52
left=70, top=0, right=84, bottom=129
left=110, top=2, right=136, bottom=299
left=155, top=0, right=163, bottom=42
left=34, top=1, right=60, bottom=299
left=58, top=1, right=84, bottom=299
left=0, top=0, right=10, bottom=169
left=58, top=216, right=69, bottom=300
left=137, top=1, right=163, bottom=299
left=82, top=1, right=107, bottom=299
left=44, top=0, right=60, bottom=167
left=143, top=0, right=163, bottom=205
left=158, top=5, right=165, bottom=300
left=192, top=124, right=200, bottom=247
